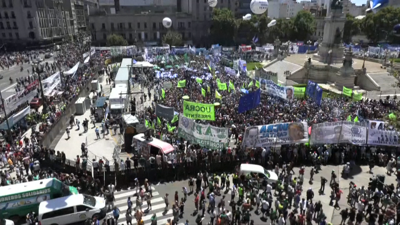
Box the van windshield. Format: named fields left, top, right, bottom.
left=83, top=195, right=96, bottom=207
left=264, top=169, right=270, bottom=178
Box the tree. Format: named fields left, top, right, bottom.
left=267, top=18, right=294, bottom=42
left=210, top=8, right=237, bottom=46
left=291, top=10, right=316, bottom=41
left=360, top=7, right=400, bottom=43
left=342, top=14, right=361, bottom=43
left=162, top=30, right=184, bottom=46
left=106, top=34, right=128, bottom=46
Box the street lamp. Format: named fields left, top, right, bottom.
left=307, top=40, right=312, bottom=54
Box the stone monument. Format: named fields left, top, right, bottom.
left=313, top=0, right=346, bottom=64
left=335, top=48, right=357, bottom=88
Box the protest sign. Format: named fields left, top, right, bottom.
left=183, top=101, right=215, bottom=121
left=310, top=121, right=367, bottom=145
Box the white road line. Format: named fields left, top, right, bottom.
left=114, top=197, right=164, bottom=208
left=114, top=198, right=167, bottom=216
left=114, top=191, right=159, bottom=201
left=1, top=83, right=17, bottom=93
left=118, top=217, right=173, bottom=225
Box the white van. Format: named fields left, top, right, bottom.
left=239, top=163, right=279, bottom=184
left=38, top=194, right=107, bottom=225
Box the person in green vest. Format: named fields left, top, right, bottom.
left=270, top=209, right=278, bottom=224
left=238, top=185, right=244, bottom=203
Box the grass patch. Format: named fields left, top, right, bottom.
left=246, top=62, right=263, bottom=71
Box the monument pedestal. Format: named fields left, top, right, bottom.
left=313, top=43, right=345, bottom=64
left=333, top=50, right=356, bottom=89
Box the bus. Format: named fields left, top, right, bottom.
left=0, top=178, right=79, bottom=223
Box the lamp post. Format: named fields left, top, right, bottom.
left=35, top=64, right=48, bottom=114
left=307, top=40, right=312, bottom=54
left=0, top=91, right=14, bottom=145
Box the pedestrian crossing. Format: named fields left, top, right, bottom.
left=106, top=186, right=175, bottom=225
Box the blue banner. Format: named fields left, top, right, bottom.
left=307, top=80, right=316, bottom=97
left=238, top=89, right=261, bottom=113
left=315, top=85, right=323, bottom=106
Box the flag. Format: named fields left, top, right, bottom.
left=216, top=78, right=221, bottom=84
left=177, top=80, right=186, bottom=88
left=353, top=116, right=359, bottom=123
left=201, top=88, right=206, bottom=97
left=215, top=90, right=222, bottom=99
left=229, top=80, right=235, bottom=92
left=218, top=82, right=227, bottom=91
left=352, top=91, right=362, bottom=101
left=171, top=114, right=179, bottom=124
left=145, top=119, right=150, bottom=128
left=242, top=83, right=245, bottom=89
left=161, top=89, right=165, bottom=99
left=166, top=123, right=176, bottom=133
left=254, top=36, right=258, bottom=43
left=248, top=81, right=253, bottom=87
left=389, top=113, right=397, bottom=120
left=346, top=115, right=352, bottom=122
left=255, top=80, right=260, bottom=88
left=157, top=117, right=162, bottom=126
left=196, top=78, right=203, bottom=84
left=184, top=53, right=189, bottom=63
left=208, top=64, right=213, bottom=73
left=207, top=86, right=211, bottom=93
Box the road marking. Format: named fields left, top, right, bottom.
left=1, top=83, right=17, bottom=93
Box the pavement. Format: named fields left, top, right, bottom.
left=263, top=60, right=302, bottom=85
left=138, top=164, right=396, bottom=225
left=54, top=66, right=154, bottom=169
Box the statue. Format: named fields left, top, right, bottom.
left=331, top=0, right=343, bottom=10
left=334, top=27, right=342, bottom=44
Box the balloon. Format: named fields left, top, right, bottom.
left=393, top=24, right=400, bottom=36
left=242, top=14, right=252, bottom=21
left=267, top=19, right=276, bottom=27
left=162, top=17, right=172, bottom=28
left=366, top=0, right=389, bottom=13
left=250, top=0, right=268, bottom=15
left=208, top=0, right=218, bottom=7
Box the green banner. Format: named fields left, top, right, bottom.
left=177, top=80, right=186, bottom=88
left=218, top=82, right=227, bottom=91
left=342, top=86, right=352, bottom=97
left=352, top=91, right=362, bottom=101
left=183, top=101, right=215, bottom=121
left=294, top=87, right=306, bottom=98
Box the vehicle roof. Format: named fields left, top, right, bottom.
left=240, top=163, right=265, bottom=174
left=133, top=133, right=174, bottom=154
left=39, top=194, right=84, bottom=214
left=0, top=178, right=54, bottom=197
left=115, top=67, right=129, bottom=81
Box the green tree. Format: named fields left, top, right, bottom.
left=106, top=34, right=128, bottom=46
left=210, top=8, right=237, bottom=46
left=343, top=14, right=361, bottom=43
left=162, top=30, right=184, bottom=46
left=291, top=10, right=316, bottom=41
left=267, top=18, right=294, bottom=42
left=360, top=7, right=400, bottom=43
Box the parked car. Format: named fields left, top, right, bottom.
left=30, top=98, right=42, bottom=110
left=2, top=219, right=15, bottom=225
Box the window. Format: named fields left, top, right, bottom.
left=144, top=33, right=147, bottom=40
left=91, top=23, right=95, bottom=30
left=8, top=32, right=11, bottom=38
left=27, top=11, right=32, bottom=18
left=153, top=32, right=156, bottom=40
left=11, top=11, right=14, bottom=18
left=15, top=32, right=18, bottom=39
left=29, top=21, right=33, bottom=28
left=1, top=33, right=4, bottom=38
left=4, top=12, right=8, bottom=18
left=8, top=0, right=12, bottom=7
left=129, top=33, right=132, bottom=39
left=144, top=23, right=147, bottom=29
left=42, top=207, right=75, bottom=219
left=6, top=22, right=9, bottom=29
left=188, top=32, right=191, bottom=38
left=77, top=205, right=91, bottom=212
left=111, top=23, right=114, bottom=30
left=102, top=23, right=105, bottom=29
left=137, top=22, right=140, bottom=29
left=159, top=22, right=162, bottom=29
left=153, top=22, right=156, bottom=29
left=103, top=33, right=106, bottom=39
left=13, top=21, right=16, bottom=27
left=137, top=33, right=140, bottom=40
left=0, top=22, right=3, bottom=29
left=182, top=32, right=185, bottom=39
left=188, top=22, right=191, bottom=28
left=197, top=0, right=199, bottom=3
left=128, top=23, right=131, bottom=29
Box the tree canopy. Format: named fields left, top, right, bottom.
left=106, top=34, right=128, bottom=46
left=162, top=30, right=184, bottom=46
left=210, top=8, right=237, bottom=46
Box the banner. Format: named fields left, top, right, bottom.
left=343, top=86, right=352, bottom=97
left=42, top=72, right=61, bottom=96
left=367, top=120, right=400, bottom=146
left=294, top=87, right=306, bottom=98
left=260, top=79, right=294, bottom=100
left=243, top=122, right=308, bottom=148
left=155, top=104, right=174, bottom=121
left=238, top=89, right=261, bottom=113
left=224, top=67, right=237, bottom=77
left=315, top=85, right=323, bottom=106
left=310, top=121, right=367, bottom=145
left=255, top=69, right=278, bottom=84
left=183, top=101, right=215, bottom=121
left=178, top=115, right=228, bottom=149
left=307, top=80, right=316, bottom=97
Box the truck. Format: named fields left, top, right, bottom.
left=0, top=178, right=79, bottom=223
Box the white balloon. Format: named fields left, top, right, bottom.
left=208, top=0, right=218, bottom=7
left=267, top=19, right=276, bottom=27
left=243, top=14, right=252, bottom=21
left=250, top=0, right=268, bottom=15
left=162, top=17, right=172, bottom=28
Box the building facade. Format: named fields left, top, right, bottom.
left=268, top=0, right=304, bottom=19
left=0, top=0, right=90, bottom=49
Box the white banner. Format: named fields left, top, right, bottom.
left=178, top=115, right=229, bottom=149
left=367, top=120, right=400, bottom=146
left=243, top=122, right=308, bottom=148
left=42, top=72, right=61, bottom=96
left=310, top=121, right=367, bottom=145
left=260, top=79, right=294, bottom=101
left=64, top=62, right=80, bottom=76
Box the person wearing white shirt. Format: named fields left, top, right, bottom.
left=266, top=183, right=272, bottom=194
left=278, top=214, right=285, bottom=225
left=261, top=199, right=269, bottom=218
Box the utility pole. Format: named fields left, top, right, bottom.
left=0, top=91, right=14, bottom=145
left=36, top=65, right=48, bottom=114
